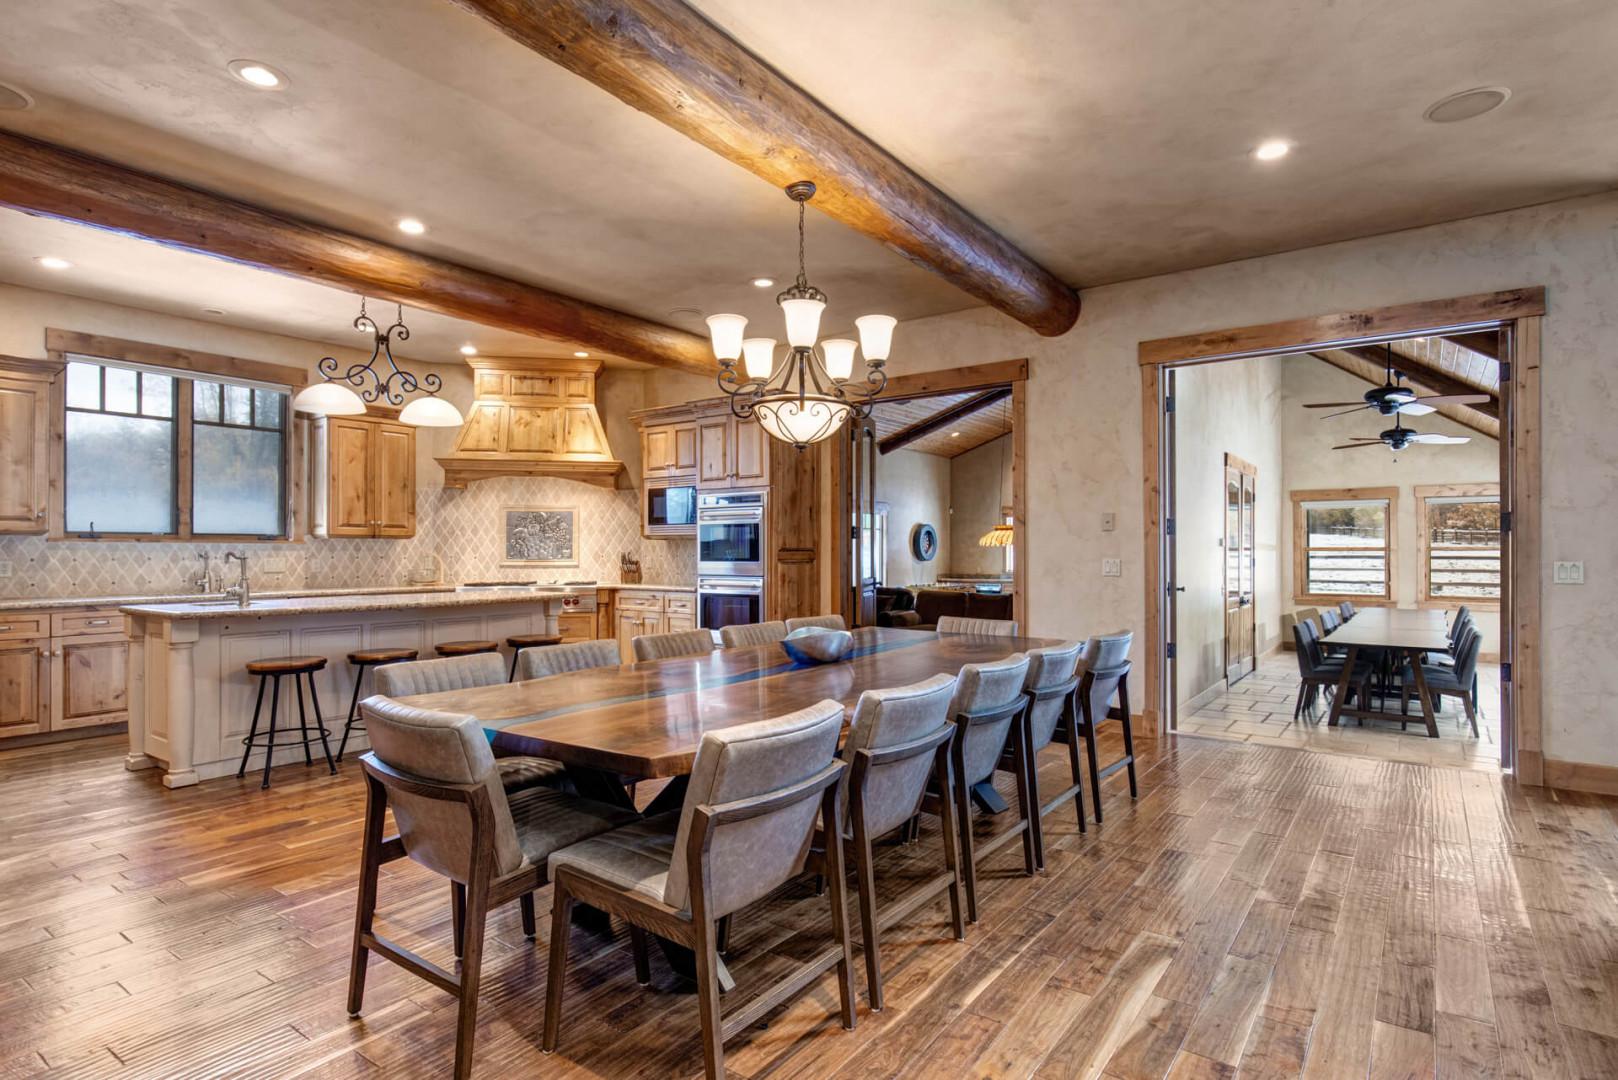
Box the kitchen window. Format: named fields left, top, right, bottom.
left=1417, top=485, right=1501, bottom=605
left=60, top=353, right=292, bottom=540
left=1291, top=488, right=1397, bottom=601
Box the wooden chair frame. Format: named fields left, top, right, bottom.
left=1012, top=673, right=1086, bottom=871
left=346, top=755, right=543, bottom=1080
left=543, top=760, right=856, bottom=1080
left=1065, top=663, right=1136, bottom=824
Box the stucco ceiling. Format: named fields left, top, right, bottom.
left=1, top=0, right=1616, bottom=355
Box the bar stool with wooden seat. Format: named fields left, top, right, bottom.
left=237, top=655, right=337, bottom=790
left=337, top=647, right=418, bottom=762
left=435, top=639, right=499, bottom=658
left=505, top=633, right=562, bottom=680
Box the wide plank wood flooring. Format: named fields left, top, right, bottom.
left=3, top=730, right=1616, bottom=1078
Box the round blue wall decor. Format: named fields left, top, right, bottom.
left=911, top=523, right=939, bottom=561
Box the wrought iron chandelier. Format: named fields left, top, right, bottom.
left=706, top=181, right=895, bottom=448
left=291, top=298, right=465, bottom=427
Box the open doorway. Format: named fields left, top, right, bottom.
left=1140, top=288, right=1544, bottom=780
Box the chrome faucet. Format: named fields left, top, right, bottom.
left=194, top=550, right=214, bottom=593
left=223, top=551, right=251, bottom=608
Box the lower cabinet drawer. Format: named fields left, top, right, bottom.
left=616, top=592, right=662, bottom=612
left=0, top=613, right=49, bottom=640
left=663, top=594, right=695, bottom=615
left=53, top=609, right=127, bottom=636
left=557, top=612, right=594, bottom=642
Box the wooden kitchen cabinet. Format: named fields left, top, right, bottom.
left=0, top=366, right=52, bottom=534
left=613, top=591, right=699, bottom=662
left=642, top=420, right=697, bottom=480
left=0, top=636, right=47, bottom=738
left=0, top=606, right=131, bottom=741
left=696, top=415, right=730, bottom=487
left=52, top=633, right=129, bottom=730
left=557, top=612, right=595, bottom=643
left=321, top=415, right=417, bottom=538
left=696, top=414, right=770, bottom=490
left=616, top=608, right=664, bottom=663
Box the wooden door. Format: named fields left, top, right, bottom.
left=326, top=417, right=375, bottom=537
left=0, top=374, right=49, bottom=534
left=848, top=416, right=879, bottom=627
left=0, top=637, right=47, bottom=737
left=643, top=425, right=673, bottom=477
left=372, top=423, right=416, bottom=538
left=52, top=633, right=129, bottom=730
left=696, top=416, right=731, bottom=488
left=732, top=418, right=769, bottom=488
left=1224, top=454, right=1257, bottom=684
left=670, top=422, right=698, bottom=476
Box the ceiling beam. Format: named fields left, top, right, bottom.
left=1444, top=331, right=1500, bottom=360
left=450, top=0, right=1080, bottom=337
left=1339, top=344, right=1498, bottom=418
left=878, top=387, right=1011, bottom=455
left=0, top=130, right=716, bottom=374
left=1309, top=350, right=1496, bottom=438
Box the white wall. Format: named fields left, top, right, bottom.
left=949, top=434, right=1015, bottom=576
left=1172, top=356, right=1286, bottom=711
left=876, top=190, right=1618, bottom=771
left=873, top=448, right=950, bottom=587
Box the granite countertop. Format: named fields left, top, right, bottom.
left=121, top=588, right=580, bottom=621
left=1, top=585, right=455, bottom=613
left=602, top=583, right=696, bottom=592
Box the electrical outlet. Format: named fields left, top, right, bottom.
left=0, top=560, right=11, bottom=578
left=260, top=556, right=288, bottom=575
left=1102, top=558, right=1122, bottom=577
left=1553, top=561, right=1585, bottom=584
left=1101, top=512, right=1116, bottom=532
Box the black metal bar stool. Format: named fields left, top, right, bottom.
left=236, top=656, right=336, bottom=790
left=435, top=639, right=499, bottom=658
left=337, top=647, right=418, bottom=761
left=506, top=633, right=563, bottom=680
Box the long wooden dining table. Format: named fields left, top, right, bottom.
left=1322, top=607, right=1452, bottom=738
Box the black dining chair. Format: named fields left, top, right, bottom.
left=1402, top=627, right=1483, bottom=736
left=1292, top=622, right=1370, bottom=721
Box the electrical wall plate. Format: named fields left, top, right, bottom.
left=1101, top=512, right=1116, bottom=532
left=1102, top=558, right=1122, bottom=577
left=1553, top=561, right=1584, bottom=584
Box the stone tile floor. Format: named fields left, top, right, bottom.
left=1177, top=650, right=1502, bottom=771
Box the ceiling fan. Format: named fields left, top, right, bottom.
left=1304, top=342, right=1491, bottom=419
left=1333, top=415, right=1471, bottom=452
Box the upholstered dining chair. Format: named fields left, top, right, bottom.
left=786, top=614, right=847, bottom=632
left=936, top=615, right=1020, bottom=636
left=1337, top=601, right=1357, bottom=620
left=1069, top=632, right=1136, bottom=824
left=811, top=673, right=964, bottom=1010
left=346, top=697, right=638, bottom=1080
left=376, top=654, right=567, bottom=795
left=517, top=638, right=620, bottom=680
left=1402, top=625, right=1483, bottom=735
left=633, top=628, right=718, bottom=662
left=718, top=620, right=789, bottom=648
left=542, top=701, right=857, bottom=1079
left=1291, top=623, right=1370, bottom=721
left=919, top=653, right=1034, bottom=923
left=1012, top=641, right=1086, bottom=869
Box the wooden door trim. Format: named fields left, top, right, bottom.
left=1139, top=293, right=1542, bottom=783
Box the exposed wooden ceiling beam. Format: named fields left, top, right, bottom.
left=878, top=387, right=1011, bottom=455
left=1443, top=331, right=1500, bottom=360
left=1309, top=350, right=1496, bottom=438
left=1339, top=344, right=1498, bottom=418
left=0, top=130, right=715, bottom=374
left=450, top=0, right=1080, bottom=337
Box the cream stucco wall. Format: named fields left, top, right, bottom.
left=948, top=434, right=1015, bottom=576
left=873, top=448, right=949, bottom=587
left=876, top=190, right=1618, bottom=771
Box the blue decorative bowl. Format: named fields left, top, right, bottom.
left=780, top=627, right=854, bottom=664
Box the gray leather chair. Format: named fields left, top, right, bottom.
left=377, top=653, right=567, bottom=794
left=346, top=697, right=637, bottom=1080
left=542, top=701, right=857, bottom=1078
left=786, top=614, right=847, bottom=632
left=921, top=653, right=1034, bottom=923
left=632, top=628, right=718, bottom=662
left=718, top=620, right=789, bottom=648
left=936, top=614, right=1020, bottom=636
left=517, top=638, right=619, bottom=680
left=1015, top=641, right=1087, bottom=869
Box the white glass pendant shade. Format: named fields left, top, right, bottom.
left=398, top=395, right=466, bottom=427
left=854, top=314, right=897, bottom=361
left=753, top=398, right=851, bottom=448
left=706, top=313, right=747, bottom=361
left=780, top=297, right=825, bottom=348
left=292, top=380, right=366, bottom=416
left=820, top=338, right=857, bottom=381
left=742, top=337, right=777, bottom=380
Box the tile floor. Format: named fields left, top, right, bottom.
left=1177, top=649, right=1502, bottom=771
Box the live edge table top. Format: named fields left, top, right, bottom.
left=394, top=627, right=1063, bottom=778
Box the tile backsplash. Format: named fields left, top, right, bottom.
left=0, top=475, right=695, bottom=601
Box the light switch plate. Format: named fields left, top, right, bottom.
left=1553, top=561, right=1584, bottom=584
left=1102, top=558, right=1122, bottom=577
left=1101, top=512, right=1116, bottom=532
left=0, top=560, right=11, bottom=578
left=261, top=556, right=288, bottom=575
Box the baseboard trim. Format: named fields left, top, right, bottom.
left=1541, top=756, right=1618, bottom=796
left=1179, top=681, right=1227, bottom=716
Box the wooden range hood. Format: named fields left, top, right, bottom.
left=436, top=358, right=623, bottom=489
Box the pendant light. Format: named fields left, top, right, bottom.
left=293, top=298, right=465, bottom=427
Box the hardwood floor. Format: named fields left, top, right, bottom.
left=3, top=729, right=1616, bottom=1078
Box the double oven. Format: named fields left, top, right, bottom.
left=697, top=490, right=765, bottom=631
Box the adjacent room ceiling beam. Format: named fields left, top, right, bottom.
left=878, top=387, right=1011, bottom=455
left=1443, top=331, right=1500, bottom=360
left=450, top=0, right=1081, bottom=337
left=0, top=130, right=716, bottom=374
left=1339, top=344, right=1499, bottom=418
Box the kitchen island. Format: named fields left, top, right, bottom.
left=121, top=588, right=581, bottom=788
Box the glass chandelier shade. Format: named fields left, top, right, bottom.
left=292, top=380, right=367, bottom=416
left=293, top=298, right=465, bottom=428
left=707, top=181, right=894, bottom=449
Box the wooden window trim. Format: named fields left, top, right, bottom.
left=1414, top=482, right=1502, bottom=610
left=1289, top=486, right=1399, bottom=604
left=45, top=331, right=305, bottom=544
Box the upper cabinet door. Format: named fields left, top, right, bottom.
left=696, top=417, right=732, bottom=487
left=0, top=374, right=49, bottom=534
left=643, top=426, right=673, bottom=477
left=326, top=417, right=376, bottom=537
left=373, top=423, right=416, bottom=538
left=732, top=418, right=770, bottom=488
left=670, top=422, right=699, bottom=477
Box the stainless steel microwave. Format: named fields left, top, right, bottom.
left=645, top=482, right=696, bottom=534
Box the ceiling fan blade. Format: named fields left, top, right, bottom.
left=1303, top=402, right=1368, bottom=408
left=1395, top=401, right=1436, bottom=416
left=1319, top=406, right=1370, bottom=420
left=1332, top=441, right=1385, bottom=450
left=1413, top=393, right=1492, bottom=406
left=1407, top=433, right=1471, bottom=444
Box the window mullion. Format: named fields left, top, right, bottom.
left=176, top=377, right=195, bottom=539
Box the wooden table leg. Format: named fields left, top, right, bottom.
left=1406, top=649, right=1440, bottom=739
left=1327, top=644, right=1358, bottom=727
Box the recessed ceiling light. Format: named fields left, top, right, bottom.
left=1423, top=86, right=1511, bottom=124
left=459, top=344, right=478, bottom=356
left=35, top=256, right=72, bottom=271
left=202, top=307, right=227, bottom=317
left=396, top=217, right=426, bottom=235
left=0, top=80, right=34, bottom=111
left=1253, top=139, right=1292, bottom=162
left=751, top=277, right=775, bottom=288
left=573, top=350, right=590, bottom=358
left=227, top=59, right=287, bottom=90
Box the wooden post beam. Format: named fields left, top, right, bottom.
left=450, top=0, right=1080, bottom=337
left=877, top=388, right=1011, bottom=455
left=0, top=130, right=716, bottom=375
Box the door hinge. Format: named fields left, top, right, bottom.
left=1500, top=361, right=1512, bottom=381
left=1500, top=661, right=1512, bottom=684
left=1165, top=642, right=1177, bottom=660
left=1163, top=395, right=1175, bottom=413
left=1165, top=517, right=1175, bottom=536
left=1500, top=510, right=1511, bottom=534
